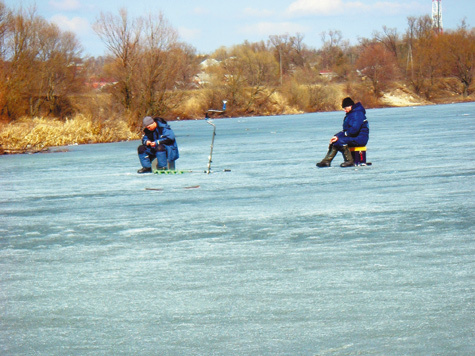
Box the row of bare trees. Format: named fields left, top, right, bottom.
left=0, top=0, right=474, bottom=124
left=0, top=2, right=84, bottom=119
left=199, top=17, right=474, bottom=116
left=93, top=9, right=198, bottom=127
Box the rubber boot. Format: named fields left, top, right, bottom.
left=340, top=145, right=355, bottom=167
left=316, top=145, right=338, bottom=167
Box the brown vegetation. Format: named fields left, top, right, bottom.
left=0, top=2, right=474, bottom=154
left=0, top=115, right=138, bottom=154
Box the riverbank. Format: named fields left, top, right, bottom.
left=0, top=116, right=139, bottom=155
left=1, top=88, right=473, bottom=155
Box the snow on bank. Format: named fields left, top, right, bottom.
left=380, top=88, right=430, bottom=107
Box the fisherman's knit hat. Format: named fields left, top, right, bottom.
left=143, top=116, right=154, bottom=127
left=342, top=97, right=355, bottom=108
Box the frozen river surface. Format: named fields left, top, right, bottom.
left=1, top=103, right=474, bottom=355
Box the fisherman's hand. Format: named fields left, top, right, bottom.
left=330, top=136, right=338, bottom=143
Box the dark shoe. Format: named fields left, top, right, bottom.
left=316, top=161, right=331, bottom=167
left=137, top=167, right=152, bottom=174
left=316, top=144, right=338, bottom=167
left=340, top=145, right=355, bottom=167
left=340, top=161, right=355, bottom=167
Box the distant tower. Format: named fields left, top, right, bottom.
left=432, top=0, right=443, bottom=34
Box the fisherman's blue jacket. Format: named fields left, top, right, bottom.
left=142, top=118, right=179, bottom=161
left=334, top=102, right=369, bottom=147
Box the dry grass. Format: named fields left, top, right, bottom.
left=175, top=93, right=207, bottom=119
left=2, top=83, right=471, bottom=155
left=0, top=115, right=139, bottom=153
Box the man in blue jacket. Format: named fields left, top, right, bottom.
left=137, top=116, right=179, bottom=173
left=316, top=97, right=369, bottom=168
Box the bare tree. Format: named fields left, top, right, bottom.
left=1, top=6, right=37, bottom=118
left=403, top=15, right=443, bottom=98
left=0, top=4, right=83, bottom=119
left=0, top=1, right=9, bottom=118
left=373, top=26, right=400, bottom=61
left=231, top=43, right=279, bottom=112
left=204, top=42, right=280, bottom=115
left=0, top=1, right=8, bottom=58
left=94, top=8, right=142, bottom=113
left=442, top=23, right=475, bottom=97
left=356, top=43, right=398, bottom=96
left=135, top=12, right=181, bottom=115
left=268, top=33, right=308, bottom=84
left=320, top=30, right=346, bottom=70
left=30, top=20, right=83, bottom=117
left=94, top=9, right=196, bottom=121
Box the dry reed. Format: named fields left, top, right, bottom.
left=0, top=115, right=140, bottom=153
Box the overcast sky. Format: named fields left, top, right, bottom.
left=5, top=0, right=474, bottom=57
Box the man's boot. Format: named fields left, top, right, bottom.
left=137, top=167, right=152, bottom=173
left=316, top=145, right=338, bottom=167
left=340, top=145, right=355, bottom=167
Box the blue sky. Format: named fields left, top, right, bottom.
left=5, top=0, right=474, bottom=57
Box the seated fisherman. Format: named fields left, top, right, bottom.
left=137, top=116, right=179, bottom=173
left=316, top=97, right=369, bottom=168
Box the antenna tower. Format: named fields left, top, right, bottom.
left=432, top=0, right=443, bottom=34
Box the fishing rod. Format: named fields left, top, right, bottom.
left=205, top=100, right=227, bottom=174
